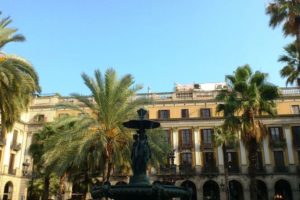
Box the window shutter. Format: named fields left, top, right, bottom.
left=180, top=153, right=183, bottom=165
left=158, top=110, right=161, bottom=119
left=279, top=127, right=284, bottom=140
left=178, top=130, right=182, bottom=149
left=189, top=129, right=193, bottom=148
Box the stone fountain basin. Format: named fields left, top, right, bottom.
left=91, top=183, right=191, bottom=200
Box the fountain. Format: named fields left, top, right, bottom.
left=91, top=108, right=191, bottom=200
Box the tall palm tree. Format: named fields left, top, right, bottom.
left=29, top=124, right=59, bottom=200
left=42, top=68, right=147, bottom=183
left=0, top=12, right=25, bottom=49
left=266, top=0, right=300, bottom=59
left=214, top=127, right=239, bottom=200
left=279, top=41, right=300, bottom=86
left=0, top=54, right=40, bottom=140
left=216, top=65, right=280, bottom=200
left=0, top=13, right=40, bottom=140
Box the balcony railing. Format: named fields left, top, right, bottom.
left=201, top=143, right=213, bottom=150
left=159, top=165, right=176, bottom=176
left=269, top=139, right=286, bottom=148
left=10, top=143, right=21, bottom=151
left=201, top=166, right=219, bottom=175
left=228, top=166, right=240, bottom=174
left=256, top=166, right=266, bottom=174
left=8, top=168, right=16, bottom=175
left=274, top=166, right=288, bottom=173
left=179, top=164, right=196, bottom=176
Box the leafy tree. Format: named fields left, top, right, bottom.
left=216, top=65, right=279, bottom=200
left=266, top=0, right=300, bottom=62
left=279, top=41, right=300, bottom=86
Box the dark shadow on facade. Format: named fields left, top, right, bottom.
left=181, top=180, right=197, bottom=200
left=229, top=180, right=244, bottom=200
left=203, top=180, right=220, bottom=200
left=256, top=179, right=268, bottom=200
left=274, top=179, right=293, bottom=200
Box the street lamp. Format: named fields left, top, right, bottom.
left=22, top=159, right=35, bottom=200
left=22, top=159, right=30, bottom=176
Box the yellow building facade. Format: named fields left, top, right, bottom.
left=0, top=83, right=299, bottom=200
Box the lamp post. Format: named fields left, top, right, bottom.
left=22, top=159, right=35, bottom=200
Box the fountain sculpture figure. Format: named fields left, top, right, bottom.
left=92, top=108, right=191, bottom=200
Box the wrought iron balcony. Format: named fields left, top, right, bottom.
left=227, top=166, right=240, bottom=174
left=201, top=166, right=219, bottom=175
left=159, top=165, right=177, bottom=176
left=10, top=143, right=21, bottom=151
left=256, top=166, right=266, bottom=174
left=274, top=166, right=288, bottom=173
left=201, top=143, right=213, bottom=150
left=178, top=164, right=196, bottom=176
left=8, top=168, right=16, bottom=175
left=269, top=139, right=286, bottom=148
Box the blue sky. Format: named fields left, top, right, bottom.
left=2, top=0, right=294, bottom=95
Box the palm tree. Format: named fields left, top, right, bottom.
left=266, top=0, right=300, bottom=59
left=0, top=54, right=40, bottom=140
left=29, top=124, right=59, bottom=200
left=216, top=65, right=280, bottom=200
left=0, top=13, right=40, bottom=140
left=278, top=41, right=300, bottom=86
left=42, top=68, right=146, bottom=184
left=214, top=127, right=239, bottom=200
left=0, top=12, right=25, bottom=49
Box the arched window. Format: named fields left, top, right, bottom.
left=3, top=181, right=13, bottom=200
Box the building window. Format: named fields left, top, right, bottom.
left=292, top=126, right=300, bottom=148
left=202, top=129, right=213, bottom=144
left=158, top=110, right=170, bottom=119
left=274, top=151, right=285, bottom=171
left=227, top=152, right=239, bottom=172
left=180, top=129, right=192, bottom=148
left=204, top=152, right=215, bottom=168
left=200, top=108, right=211, bottom=118
left=8, top=154, right=15, bottom=175
left=201, top=129, right=213, bottom=149
left=164, top=129, right=172, bottom=145
left=269, top=127, right=283, bottom=143
left=12, top=130, right=18, bottom=146
left=34, top=114, right=45, bottom=123
left=256, top=151, right=264, bottom=171
left=181, top=152, right=192, bottom=165
left=291, top=105, right=300, bottom=114
left=181, top=109, right=189, bottom=118
left=58, top=113, right=69, bottom=118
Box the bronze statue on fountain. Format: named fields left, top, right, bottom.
left=92, top=108, right=191, bottom=200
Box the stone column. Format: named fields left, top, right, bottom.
left=217, top=146, right=224, bottom=173
left=193, top=127, right=201, bottom=173
left=172, top=128, right=180, bottom=165
left=283, top=126, right=296, bottom=172
left=262, top=136, right=272, bottom=173
left=239, top=138, right=247, bottom=173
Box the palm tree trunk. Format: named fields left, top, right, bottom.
left=248, top=137, right=258, bottom=200
left=222, top=143, right=229, bottom=200
left=42, top=175, right=50, bottom=200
